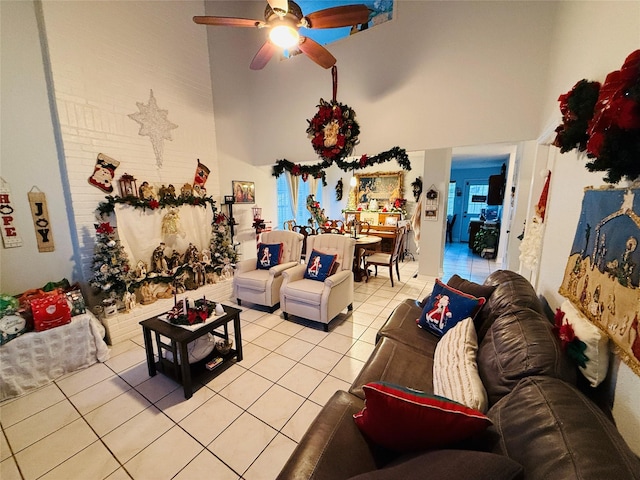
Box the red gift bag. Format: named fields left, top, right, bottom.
left=31, top=293, right=72, bottom=332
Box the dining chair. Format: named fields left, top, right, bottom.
left=292, top=225, right=316, bottom=261
left=363, top=226, right=407, bottom=287
left=446, top=214, right=457, bottom=243
left=317, top=226, right=341, bottom=234
left=283, top=220, right=296, bottom=231
left=357, top=221, right=371, bottom=235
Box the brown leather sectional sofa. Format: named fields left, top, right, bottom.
left=277, top=270, right=640, bottom=480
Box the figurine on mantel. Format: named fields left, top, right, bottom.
left=123, top=290, right=137, bottom=312
left=139, top=181, right=157, bottom=201
left=184, top=243, right=199, bottom=265
left=135, top=260, right=148, bottom=281
left=139, top=281, right=156, bottom=305
left=168, top=249, right=182, bottom=272
left=150, top=243, right=169, bottom=275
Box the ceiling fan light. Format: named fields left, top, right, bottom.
left=269, top=24, right=299, bottom=49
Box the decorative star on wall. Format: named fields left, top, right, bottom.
left=128, top=89, right=178, bottom=168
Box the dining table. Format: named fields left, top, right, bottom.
left=348, top=234, right=382, bottom=282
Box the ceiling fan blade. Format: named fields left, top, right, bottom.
left=304, top=5, right=369, bottom=29
left=267, top=0, right=289, bottom=15
left=193, top=16, right=262, bottom=28
left=250, top=41, right=277, bottom=70
left=298, top=37, right=336, bottom=69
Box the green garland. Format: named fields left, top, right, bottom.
left=272, top=146, right=411, bottom=185
left=97, top=194, right=217, bottom=217
left=272, top=160, right=329, bottom=186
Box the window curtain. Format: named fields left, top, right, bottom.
left=309, top=177, right=319, bottom=198
left=285, top=171, right=299, bottom=220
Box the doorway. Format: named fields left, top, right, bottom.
left=460, top=180, right=489, bottom=243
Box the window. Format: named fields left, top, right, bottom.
left=276, top=176, right=323, bottom=228
left=447, top=181, right=456, bottom=217
left=466, top=183, right=489, bottom=216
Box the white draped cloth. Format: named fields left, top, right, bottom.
left=114, top=203, right=213, bottom=267
left=411, top=196, right=423, bottom=252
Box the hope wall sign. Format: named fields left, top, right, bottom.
left=0, top=180, right=23, bottom=248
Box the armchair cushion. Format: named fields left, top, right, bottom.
left=256, top=242, right=283, bottom=269
left=304, top=249, right=338, bottom=281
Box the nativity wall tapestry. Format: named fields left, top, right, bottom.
left=559, top=186, right=640, bottom=376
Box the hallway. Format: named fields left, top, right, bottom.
left=442, top=241, right=498, bottom=285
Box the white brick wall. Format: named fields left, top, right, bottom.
left=103, top=279, right=233, bottom=345
left=39, top=1, right=223, bottom=341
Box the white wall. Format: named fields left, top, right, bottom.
left=532, top=1, right=640, bottom=454
left=205, top=1, right=558, bottom=165
left=0, top=1, right=77, bottom=294
left=39, top=0, right=220, bottom=299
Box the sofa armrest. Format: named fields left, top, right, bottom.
left=277, top=390, right=391, bottom=480
left=270, top=261, right=299, bottom=277
left=324, top=269, right=351, bottom=288
left=282, top=264, right=306, bottom=283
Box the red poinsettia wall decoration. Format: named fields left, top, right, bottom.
left=554, top=49, right=640, bottom=184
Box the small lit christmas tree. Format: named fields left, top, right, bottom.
left=90, top=222, right=132, bottom=297
left=209, top=213, right=238, bottom=276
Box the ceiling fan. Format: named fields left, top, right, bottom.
left=193, top=0, right=370, bottom=70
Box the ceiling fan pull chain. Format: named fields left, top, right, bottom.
left=332, top=65, right=338, bottom=103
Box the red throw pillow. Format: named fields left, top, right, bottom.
left=353, top=382, right=492, bottom=452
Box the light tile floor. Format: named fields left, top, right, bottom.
left=0, top=243, right=496, bottom=480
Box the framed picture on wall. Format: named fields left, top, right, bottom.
left=232, top=180, right=255, bottom=204
left=356, top=171, right=403, bottom=206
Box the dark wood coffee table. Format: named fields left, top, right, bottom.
left=140, top=304, right=242, bottom=399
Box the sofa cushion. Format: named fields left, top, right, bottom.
left=477, top=307, right=576, bottom=406
left=488, top=376, right=640, bottom=480
left=376, top=299, right=435, bottom=351
left=477, top=270, right=544, bottom=341
left=354, top=382, right=492, bottom=452
left=447, top=274, right=497, bottom=304
left=557, top=299, right=610, bottom=387
left=433, top=317, right=488, bottom=412
left=256, top=242, right=283, bottom=269
left=418, top=279, right=486, bottom=337
left=280, top=277, right=325, bottom=305
left=233, top=268, right=271, bottom=291
left=348, top=449, right=524, bottom=480
left=304, top=249, right=338, bottom=281
left=350, top=336, right=437, bottom=400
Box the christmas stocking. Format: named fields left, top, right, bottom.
left=88, top=153, right=120, bottom=193
left=193, top=159, right=210, bottom=193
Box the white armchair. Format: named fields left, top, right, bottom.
left=280, top=234, right=356, bottom=331
left=233, top=230, right=304, bottom=312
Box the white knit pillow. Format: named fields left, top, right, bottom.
left=433, top=317, right=488, bottom=413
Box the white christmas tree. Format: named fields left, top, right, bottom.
left=90, top=222, right=133, bottom=297
left=209, top=213, right=238, bottom=276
